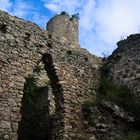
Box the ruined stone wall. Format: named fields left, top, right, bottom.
left=42, top=49, right=101, bottom=139
left=80, top=34, right=140, bottom=140
left=47, top=13, right=79, bottom=48
left=82, top=100, right=135, bottom=140
left=0, top=10, right=50, bottom=140
left=107, top=34, right=140, bottom=96
left=0, top=10, right=101, bottom=140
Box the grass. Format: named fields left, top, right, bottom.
left=98, top=62, right=140, bottom=129
left=82, top=98, right=99, bottom=108
left=81, top=61, right=140, bottom=139
left=99, top=77, right=132, bottom=108
left=118, top=132, right=140, bottom=140
left=83, top=62, right=133, bottom=110
left=82, top=62, right=140, bottom=130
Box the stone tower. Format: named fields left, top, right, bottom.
left=47, top=12, right=79, bottom=48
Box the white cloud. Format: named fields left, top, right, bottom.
left=0, top=0, right=140, bottom=56
left=0, top=0, right=48, bottom=28
left=43, top=0, right=140, bottom=56
left=80, top=0, right=96, bottom=31
left=11, top=0, right=33, bottom=18
left=45, top=3, right=59, bottom=13
left=95, top=0, right=140, bottom=45
left=44, top=0, right=86, bottom=14
left=0, top=0, right=13, bottom=12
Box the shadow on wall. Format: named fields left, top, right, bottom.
left=18, top=77, right=52, bottom=140
left=42, top=53, right=64, bottom=114
left=18, top=53, right=64, bottom=140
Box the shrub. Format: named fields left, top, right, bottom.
left=71, top=13, right=80, bottom=19
left=61, top=11, right=68, bottom=15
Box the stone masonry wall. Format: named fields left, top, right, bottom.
left=0, top=10, right=101, bottom=140
left=81, top=34, right=140, bottom=140
left=47, top=13, right=79, bottom=48
left=42, top=49, right=101, bottom=139
left=107, top=34, right=140, bottom=96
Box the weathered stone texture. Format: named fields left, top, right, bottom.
left=47, top=13, right=79, bottom=48
left=107, top=34, right=140, bottom=96
left=1, top=9, right=139, bottom=140
left=82, top=101, right=134, bottom=140
left=0, top=10, right=101, bottom=140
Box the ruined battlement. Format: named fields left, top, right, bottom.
left=47, top=12, right=79, bottom=48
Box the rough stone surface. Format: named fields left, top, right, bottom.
left=82, top=101, right=134, bottom=140
left=107, top=34, right=140, bottom=96
left=0, top=10, right=101, bottom=140
left=0, top=9, right=140, bottom=140
left=81, top=34, right=140, bottom=140
left=47, top=13, right=79, bottom=48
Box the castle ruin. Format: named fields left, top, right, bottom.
left=0, top=10, right=140, bottom=140
left=0, top=11, right=100, bottom=140
left=47, top=12, right=79, bottom=48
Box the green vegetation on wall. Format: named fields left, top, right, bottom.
left=99, top=77, right=132, bottom=109
left=23, top=76, right=39, bottom=104
left=33, top=65, right=44, bottom=74
left=99, top=62, right=140, bottom=129
left=118, top=132, right=140, bottom=140
left=82, top=98, right=99, bottom=109
left=82, top=61, right=140, bottom=130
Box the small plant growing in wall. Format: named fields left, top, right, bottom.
left=23, top=75, right=39, bottom=103
left=98, top=62, right=140, bottom=129
left=61, top=11, right=68, bottom=15
left=43, top=79, right=52, bottom=86
left=71, top=13, right=80, bottom=20
left=82, top=98, right=98, bottom=108
left=118, top=132, right=140, bottom=140
left=33, top=65, right=44, bottom=74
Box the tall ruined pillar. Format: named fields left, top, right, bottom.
left=47, top=12, right=79, bottom=48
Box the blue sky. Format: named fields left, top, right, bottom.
left=0, top=0, right=140, bottom=56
